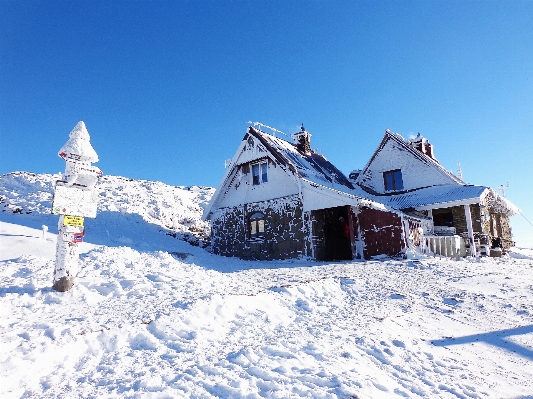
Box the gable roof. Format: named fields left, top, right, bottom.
left=355, top=130, right=464, bottom=194
left=202, top=126, right=355, bottom=220
left=248, top=127, right=354, bottom=191
left=350, top=129, right=520, bottom=216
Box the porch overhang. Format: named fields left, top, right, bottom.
left=412, top=197, right=481, bottom=211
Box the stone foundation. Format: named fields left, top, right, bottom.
left=210, top=195, right=305, bottom=260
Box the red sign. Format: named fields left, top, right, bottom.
left=72, top=233, right=84, bottom=243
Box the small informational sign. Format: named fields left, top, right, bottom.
left=62, top=232, right=85, bottom=243
left=52, top=181, right=98, bottom=218
left=64, top=225, right=85, bottom=233
left=59, top=152, right=82, bottom=162
left=63, top=215, right=84, bottom=226
left=61, top=225, right=85, bottom=243
left=76, top=163, right=102, bottom=176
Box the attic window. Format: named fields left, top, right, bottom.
left=252, top=162, right=268, bottom=185
left=249, top=212, right=265, bottom=239
left=383, top=169, right=404, bottom=191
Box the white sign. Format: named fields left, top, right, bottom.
left=63, top=161, right=102, bottom=188
left=64, top=225, right=85, bottom=233
left=52, top=182, right=98, bottom=218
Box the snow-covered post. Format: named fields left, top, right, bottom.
left=51, top=121, right=101, bottom=292
left=42, top=225, right=48, bottom=239
left=464, top=204, right=476, bottom=257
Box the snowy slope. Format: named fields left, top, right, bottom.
left=1, top=172, right=533, bottom=399
left=0, top=171, right=214, bottom=249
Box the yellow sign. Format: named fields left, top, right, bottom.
left=63, top=215, right=84, bottom=226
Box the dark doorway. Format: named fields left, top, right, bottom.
left=433, top=208, right=454, bottom=227
left=311, top=205, right=352, bottom=261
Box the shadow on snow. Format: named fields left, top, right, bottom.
left=432, top=325, right=533, bottom=361
left=1, top=211, right=337, bottom=273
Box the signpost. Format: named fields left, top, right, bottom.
left=52, top=121, right=101, bottom=292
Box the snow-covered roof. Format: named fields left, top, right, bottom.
left=351, top=129, right=520, bottom=215
left=248, top=127, right=354, bottom=193
left=359, top=184, right=519, bottom=216
left=356, top=130, right=464, bottom=192
left=202, top=126, right=360, bottom=220
left=204, top=126, right=520, bottom=220
left=381, top=184, right=487, bottom=209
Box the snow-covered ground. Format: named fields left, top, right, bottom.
left=1, top=172, right=533, bottom=398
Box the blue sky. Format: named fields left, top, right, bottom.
left=1, top=1, right=532, bottom=246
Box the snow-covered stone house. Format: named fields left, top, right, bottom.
left=202, top=125, right=430, bottom=261
left=203, top=125, right=518, bottom=260
left=352, top=130, right=519, bottom=255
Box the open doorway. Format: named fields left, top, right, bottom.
left=311, top=205, right=352, bottom=261
left=433, top=208, right=454, bottom=227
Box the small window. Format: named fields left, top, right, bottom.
left=261, top=162, right=268, bottom=183
left=383, top=169, right=404, bottom=191
left=250, top=212, right=265, bottom=239
left=252, top=162, right=268, bottom=185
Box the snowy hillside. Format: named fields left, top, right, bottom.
left=0, top=171, right=214, bottom=248
left=1, top=172, right=533, bottom=399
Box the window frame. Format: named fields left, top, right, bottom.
left=249, top=212, right=265, bottom=240
left=383, top=169, right=404, bottom=191
left=252, top=161, right=268, bottom=186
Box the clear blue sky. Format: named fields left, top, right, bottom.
left=1, top=1, right=532, bottom=246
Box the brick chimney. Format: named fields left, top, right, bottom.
left=411, top=133, right=437, bottom=162
left=292, top=124, right=312, bottom=154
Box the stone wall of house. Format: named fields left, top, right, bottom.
left=451, top=204, right=482, bottom=234
left=479, top=189, right=514, bottom=248
left=210, top=204, right=247, bottom=258
left=481, top=212, right=514, bottom=249
left=481, top=212, right=490, bottom=237
left=470, top=205, right=482, bottom=232
left=444, top=204, right=513, bottom=250
left=498, top=214, right=514, bottom=249
left=303, top=211, right=313, bottom=258
left=210, top=195, right=305, bottom=260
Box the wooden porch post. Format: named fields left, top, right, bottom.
left=427, top=209, right=433, bottom=234
left=464, top=205, right=476, bottom=257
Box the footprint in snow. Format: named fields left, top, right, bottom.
left=392, top=340, right=406, bottom=348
